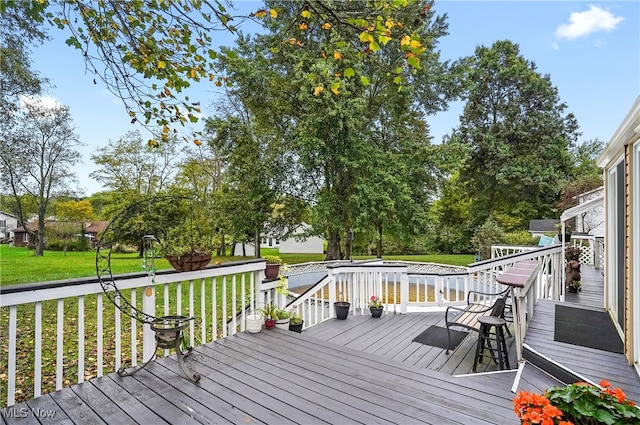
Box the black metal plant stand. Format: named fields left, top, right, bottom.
left=117, top=315, right=201, bottom=382
left=96, top=197, right=203, bottom=383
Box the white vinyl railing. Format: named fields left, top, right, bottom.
left=0, top=259, right=269, bottom=407
left=2, top=246, right=564, bottom=407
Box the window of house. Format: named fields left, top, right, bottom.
left=23, top=233, right=29, bottom=243
left=0, top=220, right=6, bottom=227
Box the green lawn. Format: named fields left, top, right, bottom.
left=1, top=245, right=473, bottom=286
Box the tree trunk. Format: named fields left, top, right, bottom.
left=254, top=228, right=261, bottom=258
left=376, top=225, right=383, bottom=258
left=325, top=229, right=342, bottom=260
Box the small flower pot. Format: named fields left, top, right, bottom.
left=265, top=263, right=280, bottom=279
left=334, top=302, right=350, bottom=320
left=275, top=318, right=290, bottom=330
left=370, top=307, right=383, bottom=318
left=264, top=318, right=275, bottom=329
left=289, top=321, right=303, bottom=333
left=246, top=314, right=263, bottom=333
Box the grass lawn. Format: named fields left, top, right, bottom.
left=1, top=245, right=474, bottom=286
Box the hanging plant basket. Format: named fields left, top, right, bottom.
left=166, top=251, right=212, bottom=272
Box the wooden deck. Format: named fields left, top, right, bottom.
left=4, top=265, right=639, bottom=424
left=3, top=327, right=519, bottom=424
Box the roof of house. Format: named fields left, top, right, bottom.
left=528, top=219, right=560, bottom=232
left=0, top=211, right=18, bottom=218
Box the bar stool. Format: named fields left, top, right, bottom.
left=473, top=315, right=510, bottom=372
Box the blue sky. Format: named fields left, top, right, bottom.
left=30, top=1, right=639, bottom=196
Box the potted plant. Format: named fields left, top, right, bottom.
left=289, top=312, right=304, bottom=333
left=274, top=308, right=290, bottom=329
left=564, top=245, right=581, bottom=262
left=159, top=227, right=214, bottom=272
left=334, top=292, right=350, bottom=320
left=263, top=255, right=282, bottom=279
left=246, top=312, right=263, bottom=333
left=258, top=303, right=277, bottom=329
left=514, top=380, right=639, bottom=424
left=368, top=295, right=383, bottom=318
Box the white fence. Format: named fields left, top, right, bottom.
left=2, top=246, right=564, bottom=407
left=0, top=259, right=272, bottom=407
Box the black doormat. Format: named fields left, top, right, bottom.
left=412, top=325, right=468, bottom=350
left=554, top=304, right=623, bottom=354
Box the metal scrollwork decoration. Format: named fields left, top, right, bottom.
left=95, top=195, right=202, bottom=382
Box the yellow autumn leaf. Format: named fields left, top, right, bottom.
left=301, top=10, right=311, bottom=19
left=254, top=9, right=267, bottom=18
left=330, top=82, right=340, bottom=95
left=378, top=35, right=392, bottom=45
left=157, top=61, right=166, bottom=69
left=322, top=22, right=332, bottom=30
left=334, top=51, right=343, bottom=60
left=289, top=38, right=297, bottom=45
left=128, top=111, right=136, bottom=117
left=385, top=19, right=395, bottom=29
left=410, top=39, right=422, bottom=49
left=313, top=86, right=324, bottom=96
left=193, top=139, right=202, bottom=146
left=270, top=9, right=278, bottom=18
left=359, top=32, right=374, bottom=43
left=400, top=35, right=411, bottom=46
left=148, top=139, right=158, bottom=147
left=162, top=126, right=170, bottom=134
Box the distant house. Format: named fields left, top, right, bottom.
left=233, top=223, right=325, bottom=256
left=278, top=223, right=324, bottom=254
left=0, top=211, right=19, bottom=242
left=528, top=219, right=559, bottom=238
left=12, top=220, right=110, bottom=248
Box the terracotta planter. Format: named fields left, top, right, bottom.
left=370, top=307, right=383, bottom=318
left=334, top=302, right=350, bottom=320
left=166, top=252, right=211, bottom=272
left=265, top=263, right=280, bottom=279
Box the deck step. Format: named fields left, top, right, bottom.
left=521, top=343, right=594, bottom=386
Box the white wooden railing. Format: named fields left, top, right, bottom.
left=0, top=259, right=271, bottom=407
left=2, top=246, right=564, bottom=407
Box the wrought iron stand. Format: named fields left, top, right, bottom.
left=117, top=315, right=201, bottom=382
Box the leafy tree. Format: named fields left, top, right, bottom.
left=0, top=1, right=48, bottom=120
left=0, top=97, right=83, bottom=256
left=55, top=199, right=96, bottom=253
left=216, top=0, right=452, bottom=259
left=557, top=138, right=604, bottom=211
left=449, top=40, right=580, bottom=231
left=470, top=216, right=505, bottom=261
left=89, top=130, right=180, bottom=218
left=1, top=0, right=432, bottom=142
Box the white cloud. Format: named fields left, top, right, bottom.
left=19, top=94, right=62, bottom=110
left=556, top=5, right=624, bottom=40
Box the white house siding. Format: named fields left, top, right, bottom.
left=597, top=95, right=640, bottom=373
left=278, top=223, right=324, bottom=254
left=0, top=211, right=18, bottom=241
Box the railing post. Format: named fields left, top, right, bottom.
left=142, top=285, right=155, bottom=362
left=400, top=269, right=409, bottom=314
left=328, top=268, right=336, bottom=317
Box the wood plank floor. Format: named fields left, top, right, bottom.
left=3, top=327, right=519, bottom=424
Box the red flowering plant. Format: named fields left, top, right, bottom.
left=514, top=380, right=639, bottom=425
left=368, top=295, right=382, bottom=308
